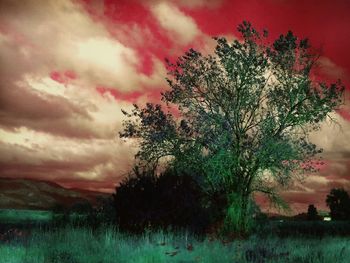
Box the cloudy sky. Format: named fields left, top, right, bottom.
left=0, top=0, right=349, bottom=214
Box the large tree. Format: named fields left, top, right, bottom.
left=119, top=21, right=345, bottom=234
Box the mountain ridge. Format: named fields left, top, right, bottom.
left=0, top=177, right=110, bottom=210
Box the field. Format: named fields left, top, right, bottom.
left=0, top=209, right=52, bottom=224
left=1, top=209, right=350, bottom=263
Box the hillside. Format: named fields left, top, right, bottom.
left=0, top=178, right=110, bottom=210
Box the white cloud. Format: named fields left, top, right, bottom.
left=309, top=111, right=350, bottom=160
left=0, top=0, right=166, bottom=92
left=71, top=37, right=140, bottom=91
left=151, top=2, right=200, bottom=45
left=0, top=0, right=170, bottom=136
left=23, top=75, right=67, bottom=97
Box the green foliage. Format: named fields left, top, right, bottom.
left=202, top=149, right=237, bottom=194
left=222, top=193, right=256, bottom=236
left=119, top=21, right=345, bottom=235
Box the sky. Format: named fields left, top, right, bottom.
left=0, top=0, right=350, bottom=214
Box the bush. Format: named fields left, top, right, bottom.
left=113, top=166, right=210, bottom=234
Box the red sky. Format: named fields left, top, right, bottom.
left=0, top=0, right=349, bottom=214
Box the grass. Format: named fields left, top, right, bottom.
left=1, top=224, right=350, bottom=263
left=0, top=209, right=92, bottom=226
left=0, top=209, right=52, bottom=224
left=1, top=210, right=350, bottom=262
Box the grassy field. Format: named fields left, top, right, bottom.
left=0, top=225, right=349, bottom=263
left=1, top=209, right=350, bottom=262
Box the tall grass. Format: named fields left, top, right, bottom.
left=1, top=224, right=350, bottom=263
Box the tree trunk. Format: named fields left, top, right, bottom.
left=223, top=190, right=251, bottom=236
left=238, top=192, right=249, bottom=235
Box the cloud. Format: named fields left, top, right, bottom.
left=0, top=127, right=137, bottom=191
left=0, top=0, right=171, bottom=189
left=309, top=111, right=350, bottom=160
left=150, top=2, right=201, bottom=45
left=0, top=75, right=135, bottom=139
left=0, top=0, right=348, bottom=198
left=144, top=0, right=223, bottom=9
left=67, top=37, right=140, bottom=92
left=0, top=0, right=168, bottom=138
left=173, top=0, right=223, bottom=8
left=318, top=56, right=348, bottom=81
left=0, top=0, right=166, bottom=91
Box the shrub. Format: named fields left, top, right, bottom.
left=113, top=166, right=210, bottom=234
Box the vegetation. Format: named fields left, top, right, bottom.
left=0, top=21, right=348, bottom=263
left=119, top=21, right=345, bottom=235
left=307, top=204, right=320, bottom=221
left=113, top=166, right=210, bottom=234
left=1, top=188, right=350, bottom=262
left=1, top=225, right=350, bottom=263
left=0, top=209, right=52, bottom=224
left=326, top=188, right=350, bottom=220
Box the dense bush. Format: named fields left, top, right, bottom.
left=113, top=166, right=211, bottom=234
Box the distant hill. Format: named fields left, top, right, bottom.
left=0, top=178, right=110, bottom=210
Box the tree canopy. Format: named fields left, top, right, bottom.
left=119, top=21, right=345, bottom=234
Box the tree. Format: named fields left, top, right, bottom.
left=326, top=188, right=350, bottom=220
left=120, top=21, right=345, bottom=234
left=307, top=204, right=319, bottom=220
